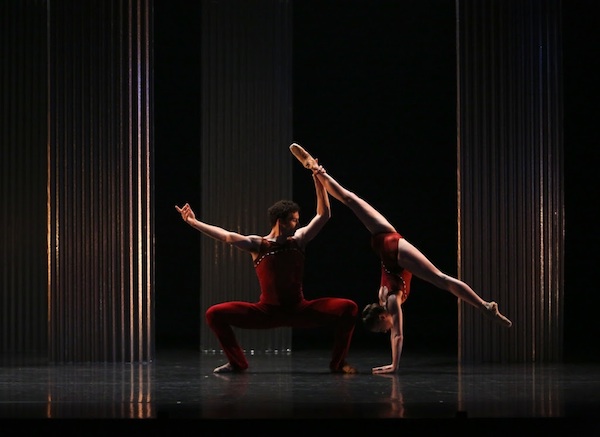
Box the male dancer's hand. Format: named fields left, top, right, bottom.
left=175, top=203, right=195, bottom=223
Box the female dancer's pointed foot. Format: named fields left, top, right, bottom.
left=483, top=302, right=512, bottom=327
left=289, top=143, right=318, bottom=171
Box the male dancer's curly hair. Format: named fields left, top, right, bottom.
left=267, top=200, right=300, bottom=226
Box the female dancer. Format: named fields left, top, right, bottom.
left=290, top=143, right=512, bottom=374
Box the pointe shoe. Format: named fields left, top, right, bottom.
left=289, top=143, right=318, bottom=171
left=483, top=302, right=512, bottom=328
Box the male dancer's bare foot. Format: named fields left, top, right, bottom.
left=289, top=143, right=318, bottom=171
left=331, top=362, right=358, bottom=374
left=483, top=302, right=512, bottom=327
left=213, top=362, right=241, bottom=373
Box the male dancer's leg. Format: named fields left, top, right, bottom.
left=290, top=298, right=359, bottom=373
left=205, top=301, right=282, bottom=371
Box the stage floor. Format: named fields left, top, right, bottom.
left=1, top=348, right=599, bottom=435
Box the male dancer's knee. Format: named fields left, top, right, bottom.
left=343, top=299, right=359, bottom=320
left=205, top=305, right=222, bottom=328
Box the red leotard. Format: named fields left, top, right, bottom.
left=254, top=238, right=304, bottom=306
left=370, top=232, right=412, bottom=304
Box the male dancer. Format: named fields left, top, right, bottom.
left=176, top=170, right=358, bottom=373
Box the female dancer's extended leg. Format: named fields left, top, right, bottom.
left=290, top=143, right=512, bottom=328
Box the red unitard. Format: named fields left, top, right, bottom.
left=370, top=232, right=412, bottom=304
left=205, top=237, right=358, bottom=371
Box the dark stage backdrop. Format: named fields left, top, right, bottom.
left=154, top=0, right=599, bottom=360
left=561, top=1, right=600, bottom=362
left=290, top=0, right=457, bottom=353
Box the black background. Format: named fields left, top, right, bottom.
left=154, top=0, right=599, bottom=361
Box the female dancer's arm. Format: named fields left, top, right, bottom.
left=372, top=294, right=404, bottom=374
